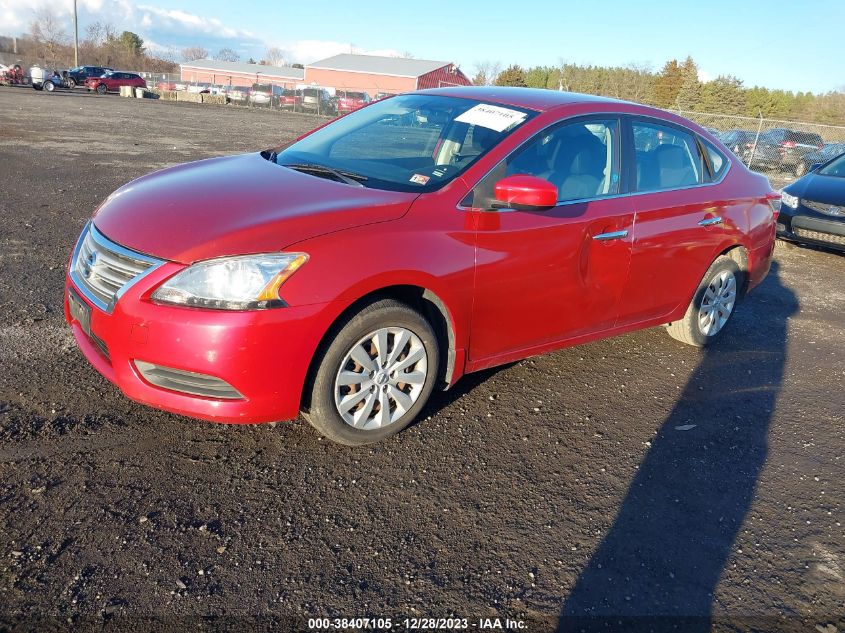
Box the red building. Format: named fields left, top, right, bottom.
left=303, top=54, right=471, bottom=96
left=179, top=53, right=470, bottom=96
left=180, top=59, right=304, bottom=88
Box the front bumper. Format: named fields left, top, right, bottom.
left=777, top=206, right=845, bottom=252
left=64, top=262, right=336, bottom=424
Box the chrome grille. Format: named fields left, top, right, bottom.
left=71, top=224, right=162, bottom=312
left=803, top=200, right=844, bottom=217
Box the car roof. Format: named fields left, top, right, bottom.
left=415, top=86, right=630, bottom=112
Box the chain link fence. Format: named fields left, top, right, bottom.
left=673, top=109, right=845, bottom=189
left=136, top=71, right=395, bottom=117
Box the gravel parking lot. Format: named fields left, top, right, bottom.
left=1, top=88, right=844, bottom=632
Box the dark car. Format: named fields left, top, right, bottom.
left=778, top=151, right=845, bottom=252
left=718, top=129, right=756, bottom=156
left=744, top=128, right=824, bottom=171
left=794, top=143, right=845, bottom=178
left=66, top=65, right=112, bottom=88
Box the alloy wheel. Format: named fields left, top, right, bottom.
left=333, top=327, right=428, bottom=430
left=698, top=270, right=737, bottom=336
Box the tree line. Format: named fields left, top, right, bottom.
left=473, top=57, right=845, bottom=126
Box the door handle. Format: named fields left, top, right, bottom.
left=593, top=230, right=629, bottom=242
left=698, top=217, right=723, bottom=226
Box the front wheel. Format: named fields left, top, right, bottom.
left=43, top=80, right=55, bottom=92
left=96, top=84, right=107, bottom=95
left=666, top=256, right=741, bottom=347
left=304, top=299, right=440, bottom=446
left=67, top=78, right=76, bottom=89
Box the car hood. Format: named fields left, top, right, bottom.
left=93, top=153, right=418, bottom=263
left=787, top=172, right=845, bottom=205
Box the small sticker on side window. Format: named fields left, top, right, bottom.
left=455, top=104, right=528, bottom=132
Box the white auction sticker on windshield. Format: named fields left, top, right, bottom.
left=455, top=104, right=527, bottom=132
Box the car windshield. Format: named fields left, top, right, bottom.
left=818, top=153, right=845, bottom=178
left=274, top=94, right=536, bottom=193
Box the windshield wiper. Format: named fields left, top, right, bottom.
left=282, top=163, right=368, bottom=187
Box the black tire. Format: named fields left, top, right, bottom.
left=32, top=83, right=42, bottom=91
left=43, top=80, right=55, bottom=92
left=666, top=256, right=742, bottom=348
left=304, top=299, right=440, bottom=446
left=96, top=84, right=107, bottom=95
left=67, top=78, right=76, bottom=89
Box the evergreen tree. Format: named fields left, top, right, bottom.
left=652, top=59, right=683, bottom=108
left=675, top=56, right=701, bottom=110
left=494, top=65, right=528, bottom=87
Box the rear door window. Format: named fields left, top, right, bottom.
left=632, top=121, right=705, bottom=191
left=702, top=140, right=729, bottom=181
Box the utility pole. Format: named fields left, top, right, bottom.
left=72, top=0, right=79, bottom=67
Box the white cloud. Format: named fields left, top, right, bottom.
left=136, top=5, right=257, bottom=40
left=698, top=68, right=713, bottom=83
left=0, top=0, right=403, bottom=65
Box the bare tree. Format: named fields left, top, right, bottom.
left=472, top=60, right=501, bottom=86
left=181, top=46, right=208, bottom=62
left=29, top=7, right=67, bottom=65
left=264, top=46, right=286, bottom=67
left=214, top=47, right=240, bottom=62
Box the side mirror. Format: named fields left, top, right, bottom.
left=494, top=175, right=557, bottom=210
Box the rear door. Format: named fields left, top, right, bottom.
left=466, top=116, right=634, bottom=363
left=616, top=118, right=730, bottom=326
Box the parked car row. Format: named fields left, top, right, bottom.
left=150, top=80, right=379, bottom=115
left=26, top=64, right=147, bottom=95
left=712, top=127, right=842, bottom=178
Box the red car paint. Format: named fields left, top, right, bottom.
left=85, top=72, right=146, bottom=93
left=65, top=87, right=776, bottom=424
left=335, top=91, right=371, bottom=114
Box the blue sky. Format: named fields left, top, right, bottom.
left=3, top=0, right=842, bottom=94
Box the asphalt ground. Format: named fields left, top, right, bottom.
left=1, top=87, right=844, bottom=632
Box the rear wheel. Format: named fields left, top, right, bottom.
left=96, top=83, right=107, bottom=95
left=43, top=80, right=55, bottom=92
left=67, top=77, right=76, bottom=89
left=666, top=256, right=741, bottom=347
left=304, top=299, right=439, bottom=446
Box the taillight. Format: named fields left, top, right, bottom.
left=766, top=192, right=782, bottom=218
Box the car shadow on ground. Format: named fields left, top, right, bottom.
left=557, top=260, right=798, bottom=632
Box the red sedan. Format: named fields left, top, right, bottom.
left=65, top=87, right=777, bottom=445
left=85, top=71, right=146, bottom=94
left=335, top=90, right=371, bottom=114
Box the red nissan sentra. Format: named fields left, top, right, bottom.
left=65, top=87, right=777, bottom=445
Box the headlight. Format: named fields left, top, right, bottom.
left=152, top=253, right=308, bottom=310
left=780, top=191, right=799, bottom=210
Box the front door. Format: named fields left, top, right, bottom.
left=465, top=117, right=634, bottom=366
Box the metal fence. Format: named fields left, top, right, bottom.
left=673, top=109, right=845, bottom=189
left=136, top=71, right=396, bottom=117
